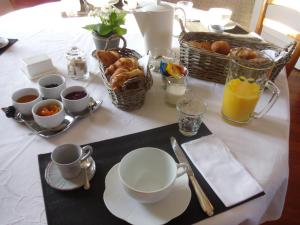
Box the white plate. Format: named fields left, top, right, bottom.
left=103, top=163, right=191, bottom=225
left=0, top=37, right=9, bottom=49
left=45, top=157, right=96, bottom=191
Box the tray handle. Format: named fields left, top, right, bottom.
left=104, top=35, right=127, bottom=51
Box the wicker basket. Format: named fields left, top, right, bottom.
left=98, top=35, right=153, bottom=111
left=179, top=30, right=296, bottom=84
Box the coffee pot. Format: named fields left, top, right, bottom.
left=133, top=1, right=175, bottom=55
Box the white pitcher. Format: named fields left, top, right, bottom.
left=133, top=3, right=175, bottom=55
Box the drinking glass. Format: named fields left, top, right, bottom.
left=221, top=52, right=280, bottom=124
left=177, top=96, right=207, bottom=136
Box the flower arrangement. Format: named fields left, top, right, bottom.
left=83, top=6, right=127, bottom=37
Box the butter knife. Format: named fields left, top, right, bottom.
left=170, top=137, right=214, bottom=216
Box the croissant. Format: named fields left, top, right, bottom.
left=105, top=57, right=139, bottom=77
left=110, top=68, right=144, bottom=91
left=96, top=50, right=121, bottom=67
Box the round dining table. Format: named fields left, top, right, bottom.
left=0, top=2, right=290, bottom=225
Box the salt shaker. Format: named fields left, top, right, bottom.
left=66, top=46, right=89, bottom=80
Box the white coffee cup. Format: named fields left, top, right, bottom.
left=118, top=147, right=188, bottom=203
left=12, top=88, right=42, bottom=115
left=38, top=74, right=66, bottom=99
left=51, top=144, right=93, bottom=179
left=61, top=86, right=89, bottom=113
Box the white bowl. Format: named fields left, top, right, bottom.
left=118, top=147, right=187, bottom=203
left=61, top=86, right=89, bottom=113
left=32, top=99, right=65, bottom=129
left=38, top=74, right=66, bottom=99
left=12, top=88, right=42, bottom=115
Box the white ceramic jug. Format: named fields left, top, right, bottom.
left=133, top=3, right=174, bottom=55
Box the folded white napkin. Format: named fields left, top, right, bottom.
left=182, top=134, right=264, bottom=207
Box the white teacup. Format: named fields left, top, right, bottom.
left=38, top=74, right=66, bottom=99
left=61, top=86, right=89, bottom=113
left=12, top=88, right=42, bottom=116
left=118, top=147, right=188, bottom=203
left=51, top=144, right=93, bottom=179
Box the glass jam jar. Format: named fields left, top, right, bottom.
left=66, top=46, right=89, bottom=80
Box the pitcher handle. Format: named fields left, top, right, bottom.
left=253, top=80, right=280, bottom=119
left=175, top=7, right=186, bottom=27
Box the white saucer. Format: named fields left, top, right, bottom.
left=45, top=157, right=96, bottom=191
left=0, top=37, right=9, bottom=49
left=103, top=163, right=191, bottom=225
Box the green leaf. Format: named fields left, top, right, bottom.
left=84, top=7, right=127, bottom=36
left=83, top=24, right=98, bottom=31
left=114, top=27, right=127, bottom=36
left=98, top=24, right=113, bottom=36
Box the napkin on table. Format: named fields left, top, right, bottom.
left=182, top=134, right=264, bottom=207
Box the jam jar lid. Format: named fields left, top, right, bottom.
left=66, top=46, right=85, bottom=59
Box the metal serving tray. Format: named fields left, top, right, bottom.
left=2, top=97, right=102, bottom=138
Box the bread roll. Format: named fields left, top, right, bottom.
left=211, top=40, right=231, bottom=55
left=96, top=50, right=121, bottom=67
left=110, top=68, right=144, bottom=91
left=230, top=47, right=257, bottom=60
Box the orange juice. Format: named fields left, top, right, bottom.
left=222, top=78, right=260, bottom=122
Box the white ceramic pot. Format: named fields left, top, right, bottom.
left=12, top=88, right=42, bottom=115
left=38, top=74, right=66, bottom=99
left=32, top=99, right=65, bottom=129
left=61, top=86, right=89, bottom=113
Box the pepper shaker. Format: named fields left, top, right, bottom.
left=66, top=46, right=89, bottom=80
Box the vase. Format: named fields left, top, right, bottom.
left=92, top=32, right=120, bottom=50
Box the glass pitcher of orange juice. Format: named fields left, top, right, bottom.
left=221, top=52, right=280, bottom=124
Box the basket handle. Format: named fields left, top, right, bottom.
left=104, top=35, right=127, bottom=51
left=179, top=19, right=186, bottom=34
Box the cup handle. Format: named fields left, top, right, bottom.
left=81, top=145, right=93, bottom=161
left=176, top=163, right=189, bottom=178
left=122, top=0, right=128, bottom=6
left=253, top=80, right=280, bottom=119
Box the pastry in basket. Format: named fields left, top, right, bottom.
left=189, top=40, right=212, bottom=51
left=230, top=47, right=272, bottom=65
left=110, top=68, right=144, bottom=91
left=211, top=40, right=231, bottom=55
left=105, top=57, right=140, bottom=79
left=96, top=50, right=121, bottom=67
left=230, top=47, right=257, bottom=60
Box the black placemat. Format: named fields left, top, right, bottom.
left=0, top=39, right=18, bottom=56
left=38, top=123, right=264, bottom=225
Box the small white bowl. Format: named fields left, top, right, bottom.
left=38, top=74, right=66, bottom=99
left=12, top=88, right=42, bottom=115
left=32, top=99, right=65, bottom=129
left=61, top=86, right=89, bottom=113
left=118, top=147, right=187, bottom=203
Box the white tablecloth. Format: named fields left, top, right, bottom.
left=0, top=3, right=289, bottom=225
